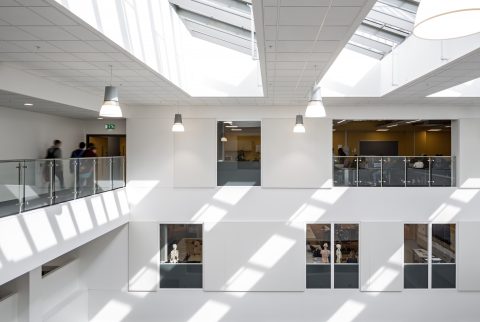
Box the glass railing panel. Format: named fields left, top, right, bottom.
left=333, top=156, right=357, bottom=186
left=382, top=157, right=406, bottom=187
left=0, top=161, right=23, bottom=217
left=96, top=158, right=112, bottom=193
left=77, top=158, right=96, bottom=198
left=406, top=157, right=429, bottom=187
left=53, top=159, right=76, bottom=204
left=112, top=157, right=125, bottom=189
left=357, top=157, right=382, bottom=187
left=24, top=160, right=52, bottom=211
left=430, top=157, right=452, bottom=187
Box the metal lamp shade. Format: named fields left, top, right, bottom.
left=99, top=86, right=123, bottom=118
left=172, top=113, right=185, bottom=132
left=305, top=87, right=326, bottom=118
left=293, top=115, right=305, bottom=133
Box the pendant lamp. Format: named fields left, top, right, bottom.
left=414, top=0, right=480, bottom=39
left=99, top=65, right=122, bottom=118
left=293, top=115, right=306, bottom=133
left=172, top=113, right=185, bottom=132
left=305, top=86, right=326, bottom=118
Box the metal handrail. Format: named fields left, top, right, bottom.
left=0, top=156, right=126, bottom=218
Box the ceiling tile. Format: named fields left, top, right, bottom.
left=0, top=7, right=52, bottom=25
left=278, top=7, right=328, bottom=26
left=0, top=26, right=36, bottom=40
left=29, top=7, right=77, bottom=26
left=20, top=26, right=77, bottom=40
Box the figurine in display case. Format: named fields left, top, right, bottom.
left=170, top=243, right=179, bottom=263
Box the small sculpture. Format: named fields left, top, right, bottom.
left=170, top=243, right=179, bottom=263
left=336, top=244, right=342, bottom=263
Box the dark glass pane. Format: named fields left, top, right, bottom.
left=333, top=157, right=357, bottom=186
left=217, top=121, right=261, bottom=186
left=160, top=264, right=202, bottom=288
left=404, top=224, right=428, bottom=264
left=53, top=159, right=75, bottom=204
left=334, top=264, right=358, bottom=288
left=306, top=265, right=331, bottom=289
left=432, top=264, right=456, bottom=289
left=432, top=224, right=455, bottom=263
left=382, top=157, right=405, bottom=186
left=430, top=157, right=452, bottom=186
left=357, top=157, right=382, bottom=186
left=334, top=224, right=359, bottom=264
left=406, top=158, right=429, bottom=186
left=404, top=264, right=428, bottom=289
left=306, top=224, right=331, bottom=264
left=77, top=158, right=95, bottom=198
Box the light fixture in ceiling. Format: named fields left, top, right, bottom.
left=305, top=86, right=326, bottom=118
left=376, top=128, right=389, bottom=132
left=405, top=119, right=421, bottom=124
left=386, top=123, right=398, bottom=128
left=225, top=125, right=238, bottom=128
left=337, top=119, right=346, bottom=124
left=427, top=128, right=442, bottom=132
left=172, top=113, right=185, bottom=132
left=231, top=128, right=242, bottom=131
left=97, top=117, right=103, bottom=120
left=414, top=0, right=480, bottom=39
left=221, top=122, right=228, bottom=142
left=99, top=65, right=122, bottom=118
left=24, top=103, right=34, bottom=106
left=293, top=115, right=306, bottom=133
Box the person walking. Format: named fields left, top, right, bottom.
left=45, top=139, right=64, bottom=189
left=70, top=142, right=86, bottom=173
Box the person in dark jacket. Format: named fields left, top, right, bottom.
left=45, top=139, right=64, bottom=189
left=70, top=142, right=86, bottom=173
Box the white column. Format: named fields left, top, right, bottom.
left=452, top=119, right=480, bottom=188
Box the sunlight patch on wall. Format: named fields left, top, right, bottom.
left=460, top=178, right=480, bottom=189
left=91, top=195, right=108, bottom=226
left=103, top=192, right=120, bottom=221
left=23, top=210, right=57, bottom=252
left=225, top=267, right=264, bottom=291
left=0, top=216, right=33, bottom=262
left=288, top=203, right=325, bottom=229
left=54, top=205, right=78, bottom=241
left=449, top=189, right=479, bottom=203
left=187, top=300, right=230, bottom=322
left=116, top=189, right=130, bottom=215
left=326, top=299, right=365, bottom=322
left=192, top=204, right=228, bottom=230
left=248, top=235, right=296, bottom=269
left=71, top=198, right=94, bottom=233
left=213, top=186, right=252, bottom=206
left=428, top=203, right=461, bottom=222
left=91, top=299, right=132, bottom=322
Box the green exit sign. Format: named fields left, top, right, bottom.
left=105, top=123, right=116, bottom=130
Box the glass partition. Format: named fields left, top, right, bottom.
left=432, top=224, right=456, bottom=288
left=404, top=224, right=428, bottom=288
left=357, top=157, right=381, bottom=186
left=0, top=157, right=126, bottom=218
left=306, top=224, right=331, bottom=288
left=382, top=157, right=405, bottom=186
left=333, top=156, right=454, bottom=187
left=217, top=121, right=261, bottom=186
left=333, top=156, right=357, bottom=186
left=0, top=161, right=23, bottom=217
left=160, top=224, right=203, bottom=288
left=334, top=224, right=359, bottom=288
left=431, top=157, right=453, bottom=186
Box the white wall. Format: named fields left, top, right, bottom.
left=453, top=119, right=480, bottom=188
left=0, top=189, right=129, bottom=286
left=262, top=118, right=332, bottom=188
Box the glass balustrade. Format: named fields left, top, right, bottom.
left=0, top=157, right=126, bottom=218
left=333, top=156, right=454, bottom=187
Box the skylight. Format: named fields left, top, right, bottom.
left=169, top=0, right=257, bottom=56
left=347, top=0, right=419, bottom=60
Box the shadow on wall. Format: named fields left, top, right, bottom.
left=0, top=189, right=129, bottom=286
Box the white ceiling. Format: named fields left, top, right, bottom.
left=0, top=0, right=478, bottom=119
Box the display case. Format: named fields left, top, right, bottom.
left=159, top=224, right=203, bottom=288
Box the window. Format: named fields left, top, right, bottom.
left=404, top=223, right=456, bottom=289
left=217, top=121, right=261, bottom=186
left=159, top=224, right=203, bottom=288
left=306, top=223, right=359, bottom=289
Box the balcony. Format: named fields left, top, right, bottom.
left=0, top=157, right=125, bottom=218
left=333, top=156, right=455, bottom=187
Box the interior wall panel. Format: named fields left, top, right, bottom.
left=458, top=222, right=480, bottom=291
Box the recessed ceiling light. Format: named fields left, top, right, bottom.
left=445, top=125, right=451, bottom=128
left=427, top=129, right=442, bottom=132
left=24, top=103, right=33, bottom=106
left=225, top=125, right=238, bottom=128
left=405, top=119, right=421, bottom=124
left=97, top=117, right=103, bottom=120
left=376, top=129, right=389, bottom=132
left=231, top=128, right=242, bottom=131
left=224, top=121, right=233, bottom=125
left=386, top=124, right=398, bottom=128
left=337, top=119, right=346, bottom=124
